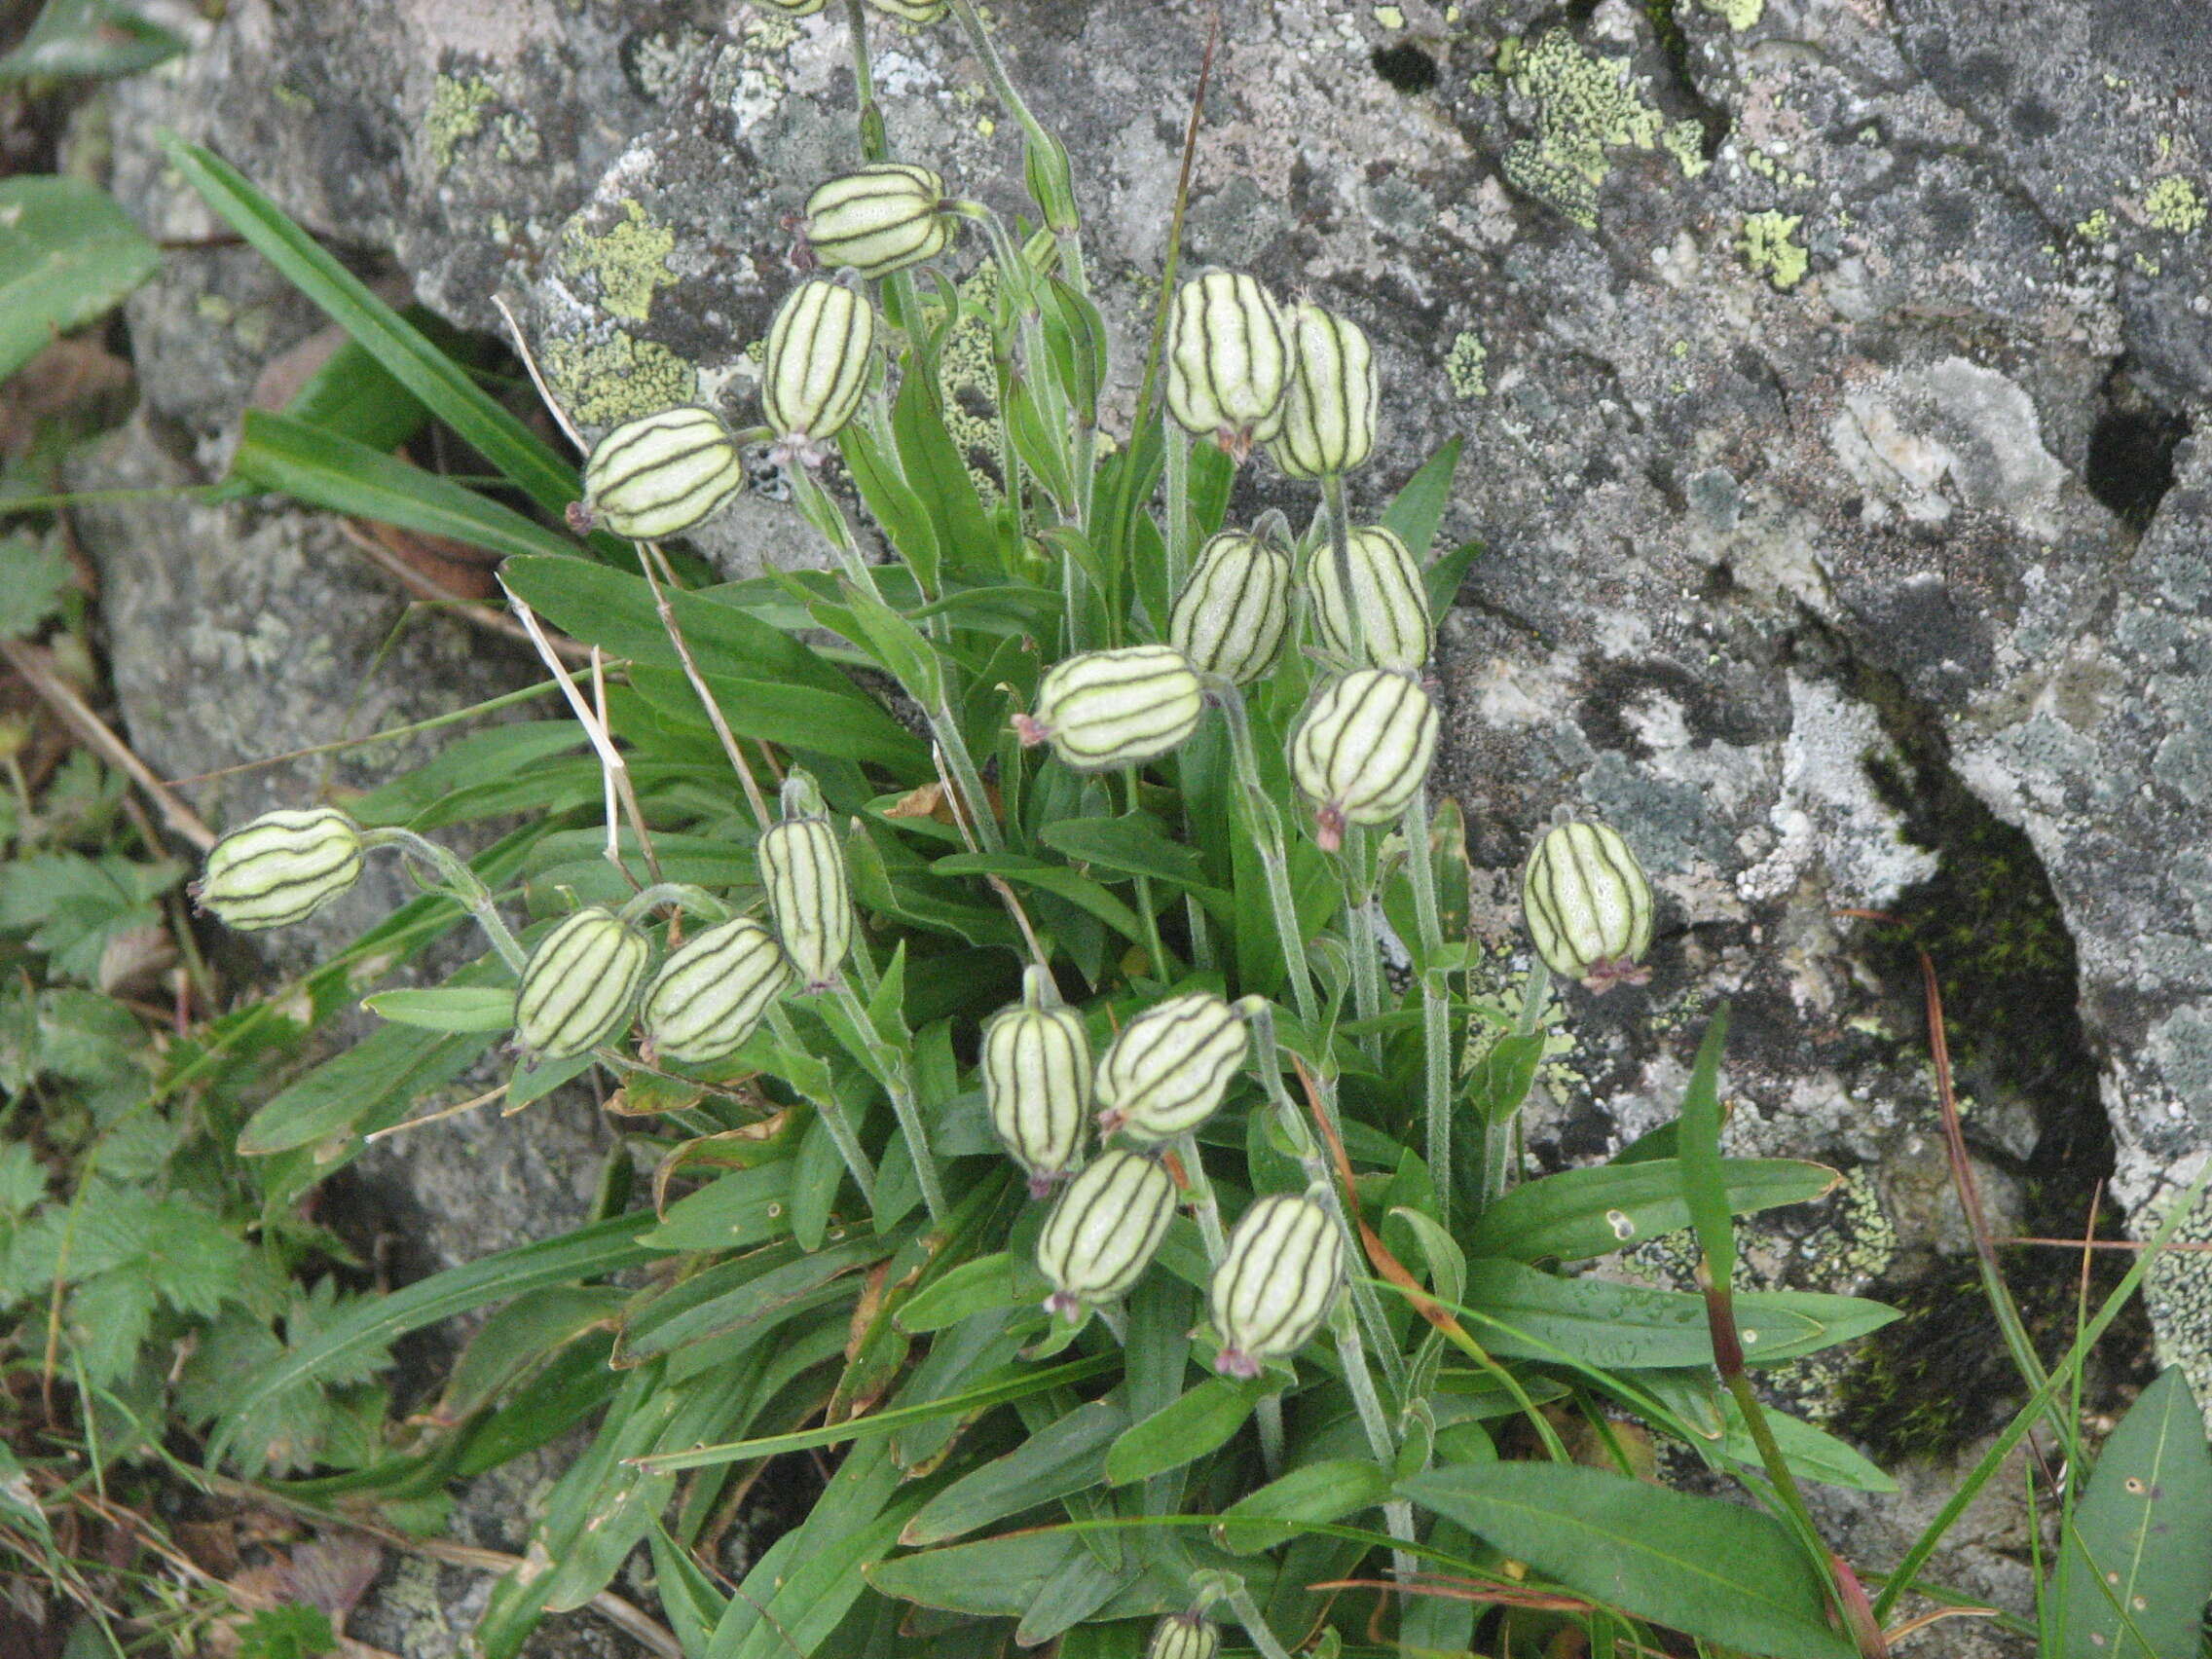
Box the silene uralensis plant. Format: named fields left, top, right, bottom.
left=153, top=4, right=2212, bottom=1658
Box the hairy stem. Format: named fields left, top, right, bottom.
left=1401, top=788, right=1455, bottom=1232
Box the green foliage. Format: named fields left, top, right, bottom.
left=111, top=9, right=2205, bottom=1659
left=234, top=1603, right=338, bottom=1659
left=0, top=0, right=185, bottom=82
left=0, top=175, right=159, bottom=380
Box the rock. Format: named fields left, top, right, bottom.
left=68, top=0, right=2212, bottom=1650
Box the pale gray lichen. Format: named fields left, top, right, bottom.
left=1445, top=330, right=1490, bottom=399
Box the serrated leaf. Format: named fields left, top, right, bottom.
left=1402, top=1461, right=1858, bottom=1659
left=0, top=176, right=158, bottom=380
left=0, top=536, right=71, bottom=639
left=2056, top=1366, right=2212, bottom=1659
left=66, top=1267, right=157, bottom=1382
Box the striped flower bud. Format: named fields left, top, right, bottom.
left=866, top=0, right=946, bottom=18
left=748, top=0, right=825, bottom=14
left=984, top=968, right=1092, bottom=1198
left=640, top=917, right=793, bottom=1065
left=1209, top=1191, right=1342, bottom=1378
left=803, top=164, right=953, bottom=280
left=760, top=278, right=875, bottom=461
left=1523, top=820, right=1655, bottom=991
left=758, top=814, right=852, bottom=991
left=1146, top=1614, right=1221, bottom=1659
left=1014, top=645, right=1203, bottom=773
left=1269, top=302, right=1379, bottom=480
left=1165, top=272, right=1290, bottom=460
left=1035, top=1149, right=1177, bottom=1322
left=573, top=407, right=745, bottom=541
left=192, top=807, right=363, bottom=931
left=1169, top=531, right=1293, bottom=685
left=1290, top=669, right=1437, bottom=852
left=1094, top=992, right=1248, bottom=1144
left=1305, top=524, right=1432, bottom=671
left=514, top=907, right=650, bottom=1060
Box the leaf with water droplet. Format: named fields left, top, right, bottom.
left=2054, top=1366, right=2212, bottom=1658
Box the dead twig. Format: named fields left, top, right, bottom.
left=1, top=638, right=215, bottom=850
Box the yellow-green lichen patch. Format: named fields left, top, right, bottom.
left=1374, top=4, right=1406, bottom=28
left=1738, top=209, right=1808, bottom=290
left=1445, top=330, right=1490, bottom=399
left=1497, top=29, right=1666, bottom=232
left=1700, top=0, right=1763, bottom=29
left=1743, top=146, right=1813, bottom=191
left=1662, top=119, right=1711, bottom=179
left=543, top=331, right=699, bottom=427
left=562, top=201, right=679, bottom=323
left=933, top=263, right=1005, bottom=501
left=426, top=74, right=498, bottom=171
left=2074, top=207, right=2114, bottom=240
left=742, top=11, right=801, bottom=52
left=2144, top=175, right=2207, bottom=236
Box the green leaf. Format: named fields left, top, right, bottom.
left=163, top=140, right=610, bottom=548
left=1677, top=1007, right=1736, bottom=1284
left=1456, top=1260, right=1897, bottom=1369
left=207, top=1214, right=661, bottom=1470
left=430, top=1286, right=627, bottom=1426
left=896, top=1250, right=1044, bottom=1334
left=0, top=0, right=185, bottom=81
left=1104, top=1375, right=1272, bottom=1487
left=635, top=1353, right=1117, bottom=1474
left=1467, top=1157, right=1839, bottom=1263
left=2056, top=1366, right=2212, bottom=1659
left=501, top=554, right=862, bottom=703
left=0, top=850, right=179, bottom=980
left=1466, top=1030, right=1544, bottom=1124
left=0, top=536, right=72, bottom=639
left=1381, top=435, right=1461, bottom=564
left=0, top=175, right=158, bottom=379
left=1401, top=1461, right=1857, bottom=1659
left=903, top=1398, right=1128, bottom=1545
left=893, top=344, right=999, bottom=583
left=866, top=1529, right=1099, bottom=1620
left=237, top=1015, right=499, bottom=1156
left=279, top=321, right=442, bottom=453
left=841, top=418, right=940, bottom=595
left=234, top=1603, right=338, bottom=1659
left=639, top=1161, right=796, bottom=1255
left=230, top=410, right=580, bottom=562
left=705, top=1437, right=914, bottom=1659
left=1039, top=814, right=1209, bottom=889
left=1215, top=1457, right=1393, bottom=1555
left=626, top=662, right=929, bottom=773
left=933, top=853, right=1147, bottom=945
left=1422, top=538, right=1483, bottom=617
left=360, top=985, right=518, bottom=1034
